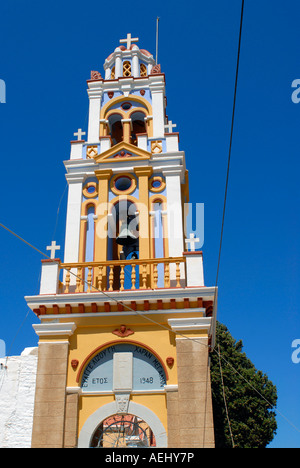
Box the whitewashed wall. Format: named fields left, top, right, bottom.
left=0, top=347, right=38, bottom=448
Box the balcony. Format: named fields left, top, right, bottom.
left=39, top=252, right=204, bottom=296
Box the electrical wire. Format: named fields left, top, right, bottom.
left=213, top=0, right=245, bottom=323
left=0, top=221, right=299, bottom=437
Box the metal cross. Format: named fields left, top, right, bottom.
left=164, top=120, right=177, bottom=133
left=120, top=33, right=139, bottom=50
left=185, top=233, right=200, bottom=252
left=47, top=241, right=61, bottom=259
left=73, top=128, right=86, bottom=141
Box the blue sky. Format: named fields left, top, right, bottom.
left=0, top=0, right=299, bottom=448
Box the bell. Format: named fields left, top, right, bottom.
left=116, top=223, right=138, bottom=246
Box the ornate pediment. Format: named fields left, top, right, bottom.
left=94, top=142, right=151, bottom=164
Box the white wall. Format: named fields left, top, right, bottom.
left=0, top=348, right=38, bottom=448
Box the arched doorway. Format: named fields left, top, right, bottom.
left=90, top=414, right=156, bottom=448
left=78, top=401, right=167, bottom=448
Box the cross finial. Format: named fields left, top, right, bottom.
left=47, top=241, right=61, bottom=259
left=120, top=33, right=139, bottom=50
left=73, top=128, right=86, bottom=141
left=185, top=233, right=200, bottom=252
left=164, top=120, right=177, bottom=133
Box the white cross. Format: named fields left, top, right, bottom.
left=185, top=233, right=200, bottom=252
left=164, top=120, right=177, bottom=133
left=73, top=128, right=86, bottom=141
left=47, top=241, right=61, bottom=259
left=120, top=33, right=139, bottom=50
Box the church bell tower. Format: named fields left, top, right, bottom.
left=25, top=34, right=217, bottom=448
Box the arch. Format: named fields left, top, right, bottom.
left=76, top=339, right=169, bottom=383
left=77, top=401, right=167, bottom=448
left=101, top=95, right=152, bottom=121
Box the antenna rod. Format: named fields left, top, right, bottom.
left=156, top=17, right=160, bottom=64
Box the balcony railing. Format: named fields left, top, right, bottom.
left=60, top=257, right=186, bottom=294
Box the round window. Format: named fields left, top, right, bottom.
left=114, top=176, right=132, bottom=192
left=87, top=186, right=96, bottom=194
left=152, top=180, right=161, bottom=189
left=121, top=102, right=132, bottom=111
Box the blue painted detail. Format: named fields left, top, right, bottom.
left=153, top=203, right=165, bottom=287
left=81, top=344, right=167, bottom=392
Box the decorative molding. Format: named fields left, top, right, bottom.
left=168, top=317, right=211, bottom=332
left=115, top=393, right=130, bottom=414
left=33, top=322, right=77, bottom=337
left=112, top=325, right=134, bottom=338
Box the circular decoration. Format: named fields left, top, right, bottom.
left=111, top=174, right=136, bottom=195
left=149, top=176, right=166, bottom=193
left=121, top=102, right=132, bottom=111
left=83, top=182, right=98, bottom=198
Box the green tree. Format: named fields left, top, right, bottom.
left=210, top=322, right=277, bottom=448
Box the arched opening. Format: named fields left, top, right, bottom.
left=90, top=414, right=156, bottom=448
left=107, top=200, right=139, bottom=289
left=108, top=114, right=123, bottom=146
left=78, top=400, right=168, bottom=448
left=130, top=111, right=147, bottom=146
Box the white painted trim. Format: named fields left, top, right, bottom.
left=78, top=400, right=167, bottom=448
left=33, top=322, right=77, bottom=337
left=168, top=317, right=211, bottom=332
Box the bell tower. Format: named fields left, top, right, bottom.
left=25, top=35, right=217, bottom=449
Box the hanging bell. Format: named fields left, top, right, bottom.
left=116, top=223, right=138, bottom=246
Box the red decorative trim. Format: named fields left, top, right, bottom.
left=53, top=304, right=59, bottom=315
left=130, top=301, right=137, bottom=311
left=71, top=359, right=79, bottom=370
left=112, top=325, right=134, bottom=338
left=66, top=304, right=72, bottom=314
left=166, top=357, right=174, bottom=368
left=104, top=302, right=110, bottom=312
left=91, top=303, right=98, bottom=313
left=182, top=251, right=203, bottom=256
left=144, top=300, right=149, bottom=311
left=41, top=258, right=61, bottom=264
left=76, top=339, right=169, bottom=383
left=157, top=299, right=163, bottom=310
left=39, top=305, right=47, bottom=315
left=70, top=140, right=85, bottom=144
left=78, top=304, right=85, bottom=314
left=184, top=298, right=190, bottom=309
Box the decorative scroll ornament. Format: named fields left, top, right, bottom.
left=112, top=325, right=134, bottom=338
left=150, top=64, right=161, bottom=74
left=115, top=393, right=130, bottom=414
left=90, top=70, right=102, bottom=80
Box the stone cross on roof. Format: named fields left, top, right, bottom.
left=46, top=241, right=61, bottom=259
left=120, top=33, right=139, bottom=50
left=185, top=233, right=200, bottom=252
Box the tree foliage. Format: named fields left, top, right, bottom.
left=210, top=322, right=277, bottom=448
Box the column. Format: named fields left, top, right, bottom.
left=132, top=53, right=139, bottom=77
left=134, top=166, right=153, bottom=260
left=94, top=169, right=113, bottom=263
left=121, top=119, right=131, bottom=144
left=149, top=79, right=165, bottom=138
left=87, top=88, right=103, bottom=143
left=168, top=319, right=215, bottom=448
left=163, top=168, right=185, bottom=284
left=31, top=323, right=77, bottom=448
left=64, top=174, right=85, bottom=287
left=115, top=53, right=123, bottom=78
